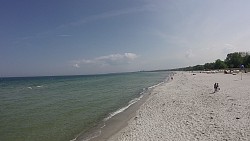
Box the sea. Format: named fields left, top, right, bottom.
left=0, top=71, right=171, bottom=141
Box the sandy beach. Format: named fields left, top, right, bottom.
left=107, top=72, right=250, bottom=141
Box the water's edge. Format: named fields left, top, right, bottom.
left=74, top=72, right=174, bottom=141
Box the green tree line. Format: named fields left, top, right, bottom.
left=171, top=52, right=250, bottom=71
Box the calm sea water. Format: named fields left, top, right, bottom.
left=0, top=71, right=170, bottom=141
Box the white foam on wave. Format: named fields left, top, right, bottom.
left=70, top=124, right=105, bottom=141
left=36, top=85, right=43, bottom=88
left=148, top=81, right=165, bottom=89
left=71, top=130, right=101, bottom=141
left=148, top=73, right=173, bottom=90
left=69, top=137, right=77, bottom=141
left=27, top=87, right=32, bottom=89
left=82, top=130, right=101, bottom=141
left=79, top=94, right=146, bottom=141
left=100, top=124, right=106, bottom=129
left=103, top=94, right=144, bottom=121
left=103, top=77, right=169, bottom=122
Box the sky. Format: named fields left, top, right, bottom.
left=1, top=0, right=250, bottom=77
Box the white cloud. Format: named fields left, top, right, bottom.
left=124, top=53, right=138, bottom=60
left=71, top=53, right=138, bottom=67
left=73, top=64, right=80, bottom=68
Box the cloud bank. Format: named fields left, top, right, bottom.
left=72, top=53, right=138, bottom=68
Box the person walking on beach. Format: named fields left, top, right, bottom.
left=216, top=83, right=220, bottom=91
left=214, top=83, right=220, bottom=93
left=214, top=83, right=217, bottom=92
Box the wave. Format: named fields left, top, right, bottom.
left=27, top=87, right=32, bottom=89
left=26, top=85, right=44, bottom=90
left=148, top=81, right=164, bottom=89
left=103, top=73, right=172, bottom=122
left=103, top=94, right=144, bottom=121
left=103, top=75, right=171, bottom=122
left=70, top=137, right=77, bottom=141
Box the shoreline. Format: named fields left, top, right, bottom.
left=75, top=73, right=174, bottom=141
left=107, top=72, right=250, bottom=140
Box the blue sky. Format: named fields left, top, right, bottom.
left=1, top=0, right=250, bottom=77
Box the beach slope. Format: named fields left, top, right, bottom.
left=108, top=72, right=250, bottom=141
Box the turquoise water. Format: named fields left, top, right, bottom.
left=0, top=72, right=170, bottom=141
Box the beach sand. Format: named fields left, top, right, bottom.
left=107, top=72, right=250, bottom=141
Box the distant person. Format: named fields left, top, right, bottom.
left=214, top=83, right=220, bottom=93
left=214, top=83, right=217, bottom=92
left=216, top=83, right=220, bottom=91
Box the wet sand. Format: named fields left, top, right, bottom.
left=107, top=72, right=250, bottom=141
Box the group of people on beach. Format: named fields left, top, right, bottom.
left=214, top=83, right=220, bottom=92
